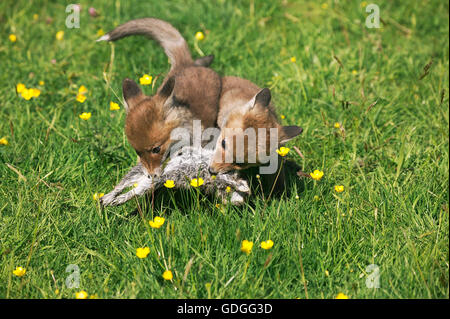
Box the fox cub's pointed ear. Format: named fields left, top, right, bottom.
left=157, top=76, right=175, bottom=99
left=254, top=88, right=271, bottom=107
left=193, top=55, right=214, bottom=67
left=245, top=88, right=271, bottom=112
left=279, top=126, right=303, bottom=144
left=122, top=78, right=143, bottom=112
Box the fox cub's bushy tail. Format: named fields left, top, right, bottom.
left=97, top=18, right=194, bottom=72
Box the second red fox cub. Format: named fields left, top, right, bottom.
left=98, top=18, right=221, bottom=177
left=209, top=76, right=303, bottom=174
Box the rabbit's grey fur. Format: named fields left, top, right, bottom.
left=101, top=147, right=250, bottom=207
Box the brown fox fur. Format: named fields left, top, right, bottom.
left=98, top=18, right=221, bottom=176
left=209, top=76, right=303, bottom=174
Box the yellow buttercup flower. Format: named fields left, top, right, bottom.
left=190, top=178, right=204, bottom=187
left=21, top=89, right=33, bottom=100
left=79, top=112, right=91, bottom=120
left=39, top=80, right=45, bottom=86
left=76, top=94, right=87, bottom=103
left=280, top=114, right=286, bottom=119
left=334, top=185, right=344, bottom=193
left=241, top=240, right=253, bottom=255
left=225, top=186, right=231, bottom=193
left=9, top=34, right=17, bottom=42
left=56, top=30, right=64, bottom=41
left=109, top=101, right=120, bottom=111
left=211, top=175, right=216, bottom=180
left=13, top=266, right=26, bottom=277
left=16, top=83, right=26, bottom=93
left=321, top=3, right=329, bottom=9
left=352, top=70, right=358, bottom=75
left=30, top=88, right=41, bottom=98
left=93, top=192, right=104, bottom=200
left=136, top=247, right=150, bottom=259
left=195, top=31, right=205, bottom=41
left=335, top=292, right=349, bottom=299
left=361, top=2, right=368, bottom=8
left=97, top=29, right=105, bottom=37
left=149, top=216, right=165, bottom=229
left=78, top=85, right=88, bottom=94
left=290, top=56, right=296, bottom=63
left=133, top=183, right=138, bottom=188
left=0, top=137, right=9, bottom=146
left=313, top=195, right=320, bottom=201
left=260, top=240, right=274, bottom=250
left=276, top=147, right=290, bottom=157
left=164, top=180, right=175, bottom=188
left=334, top=122, right=341, bottom=128
left=33, top=13, right=39, bottom=20
left=310, top=170, right=324, bottom=181
left=75, top=291, right=88, bottom=299
left=162, top=270, right=173, bottom=281
left=139, top=74, right=152, bottom=85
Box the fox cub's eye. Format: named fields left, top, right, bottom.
left=151, top=146, right=161, bottom=154
left=221, top=139, right=226, bottom=149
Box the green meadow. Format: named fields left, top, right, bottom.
left=0, top=0, right=448, bottom=299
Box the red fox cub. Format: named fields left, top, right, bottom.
left=98, top=18, right=221, bottom=176
left=209, top=76, right=303, bottom=175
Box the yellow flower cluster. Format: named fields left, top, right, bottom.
left=79, top=112, right=91, bottom=121
left=13, top=266, right=26, bottom=277
left=56, top=30, right=64, bottom=41
left=241, top=239, right=274, bottom=255
left=75, top=290, right=88, bottom=299
left=149, top=216, right=165, bottom=229
left=110, top=101, right=120, bottom=111
left=241, top=240, right=253, bottom=255
left=260, top=240, right=274, bottom=250
left=0, top=137, right=8, bottom=146
left=195, top=31, right=205, bottom=41
left=190, top=178, right=204, bottom=187
left=16, top=83, right=40, bottom=100
left=162, top=270, right=173, bottom=280
left=310, top=170, right=324, bottom=181
left=276, top=147, right=290, bottom=157
left=76, top=85, right=88, bottom=103
left=136, top=247, right=150, bottom=259
left=139, top=74, right=152, bottom=85
left=164, top=180, right=175, bottom=188
left=93, top=192, right=104, bottom=200
left=335, top=292, right=349, bottom=299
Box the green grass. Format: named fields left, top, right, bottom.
left=0, top=0, right=448, bottom=299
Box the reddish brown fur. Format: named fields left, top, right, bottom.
left=124, top=66, right=221, bottom=175
left=103, top=18, right=222, bottom=176
left=210, top=76, right=302, bottom=174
